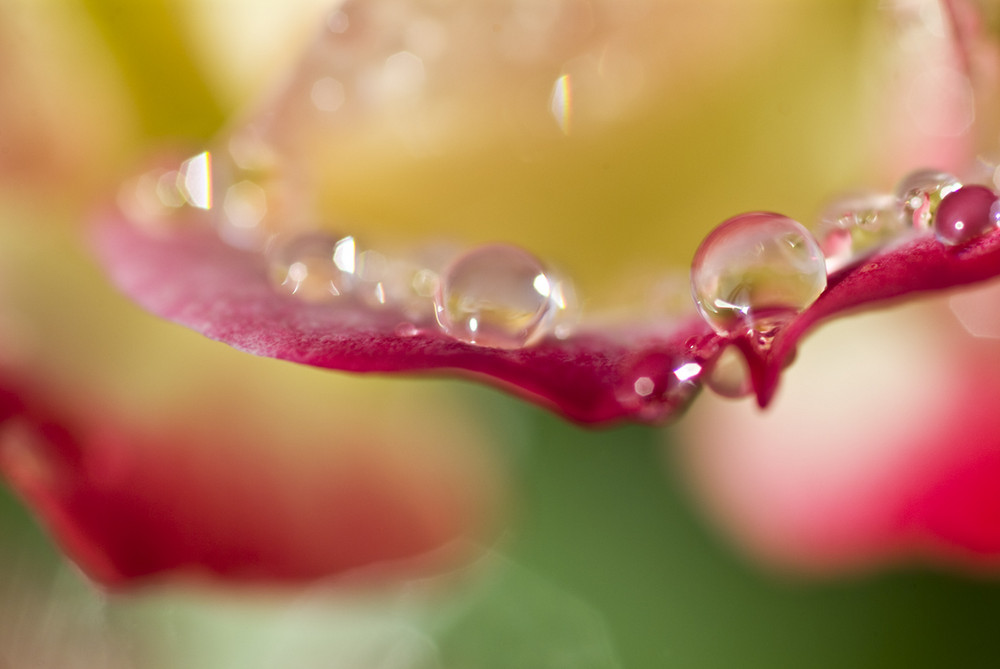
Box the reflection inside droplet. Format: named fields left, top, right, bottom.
left=434, top=243, right=569, bottom=349
left=704, top=344, right=752, bottom=398
left=691, top=212, right=827, bottom=337
left=895, top=168, right=962, bottom=229
left=815, top=191, right=903, bottom=272
left=633, top=376, right=655, bottom=397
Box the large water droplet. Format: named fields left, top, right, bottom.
left=434, top=243, right=568, bottom=349
left=933, top=184, right=1000, bottom=246
left=267, top=232, right=357, bottom=302
left=815, top=192, right=905, bottom=272
left=691, top=212, right=827, bottom=337
left=895, top=168, right=962, bottom=229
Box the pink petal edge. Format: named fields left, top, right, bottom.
left=94, top=208, right=1000, bottom=425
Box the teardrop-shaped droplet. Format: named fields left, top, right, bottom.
left=895, top=168, right=962, bottom=229
left=434, top=243, right=568, bottom=349
left=815, top=192, right=905, bottom=272
left=933, top=185, right=1000, bottom=246
left=267, top=232, right=357, bottom=302
left=691, top=212, right=827, bottom=337
left=703, top=343, right=753, bottom=399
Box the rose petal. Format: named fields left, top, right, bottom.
left=95, top=204, right=1000, bottom=425
left=93, top=210, right=713, bottom=425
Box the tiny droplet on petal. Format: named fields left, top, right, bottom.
left=691, top=212, right=827, bottom=337
left=894, top=168, right=962, bottom=229
left=434, top=243, right=567, bottom=349
left=933, top=185, right=1000, bottom=246
left=815, top=192, right=904, bottom=272
left=267, top=232, right=357, bottom=302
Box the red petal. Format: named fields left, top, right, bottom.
left=95, top=204, right=1000, bottom=425
left=93, top=210, right=713, bottom=425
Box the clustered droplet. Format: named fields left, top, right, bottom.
left=933, top=184, right=1000, bottom=246
left=690, top=171, right=1000, bottom=400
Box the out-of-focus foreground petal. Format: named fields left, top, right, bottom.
left=0, top=372, right=500, bottom=588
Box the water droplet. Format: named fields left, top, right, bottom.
left=933, top=185, right=1000, bottom=246
left=434, top=244, right=567, bottom=349
left=895, top=168, right=962, bottom=229
left=815, top=192, right=904, bottom=272
left=395, top=322, right=419, bottom=337
left=615, top=352, right=702, bottom=421
left=267, top=233, right=357, bottom=302
left=704, top=344, right=753, bottom=399
left=691, top=212, right=827, bottom=337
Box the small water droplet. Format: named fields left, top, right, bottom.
left=395, top=322, right=420, bottom=337
left=434, top=243, right=567, bottom=349
left=615, top=352, right=702, bottom=421
left=895, top=168, right=962, bottom=229
left=815, top=192, right=904, bottom=272
left=933, top=185, right=1000, bottom=246
left=691, top=212, right=827, bottom=337
left=267, top=233, right=357, bottom=302
left=704, top=344, right=753, bottom=399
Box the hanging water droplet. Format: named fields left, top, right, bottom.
left=815, top=192, right=905, bottom=272
left=895, top=168, right=962, bottom=229
left=691, top=212, right=827, bottom=337
left=614, top=352, right=703, bottom=421
left=704, top=344, right=753, bottom=399
left=933, top=185, right=1000, bottom=246
left=434, top=243, right=568, bottom=349
left=267, top=232, right=357, bottom=302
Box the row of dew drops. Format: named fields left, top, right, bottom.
left=122, top=153, right=1000, bottom=402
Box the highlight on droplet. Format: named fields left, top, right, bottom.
left=177, top=151, right=212, bottom=210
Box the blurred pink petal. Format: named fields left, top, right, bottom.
left=678, top=300, right=1000, bottom=573
left=0, top=380, right=497, bottom=588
